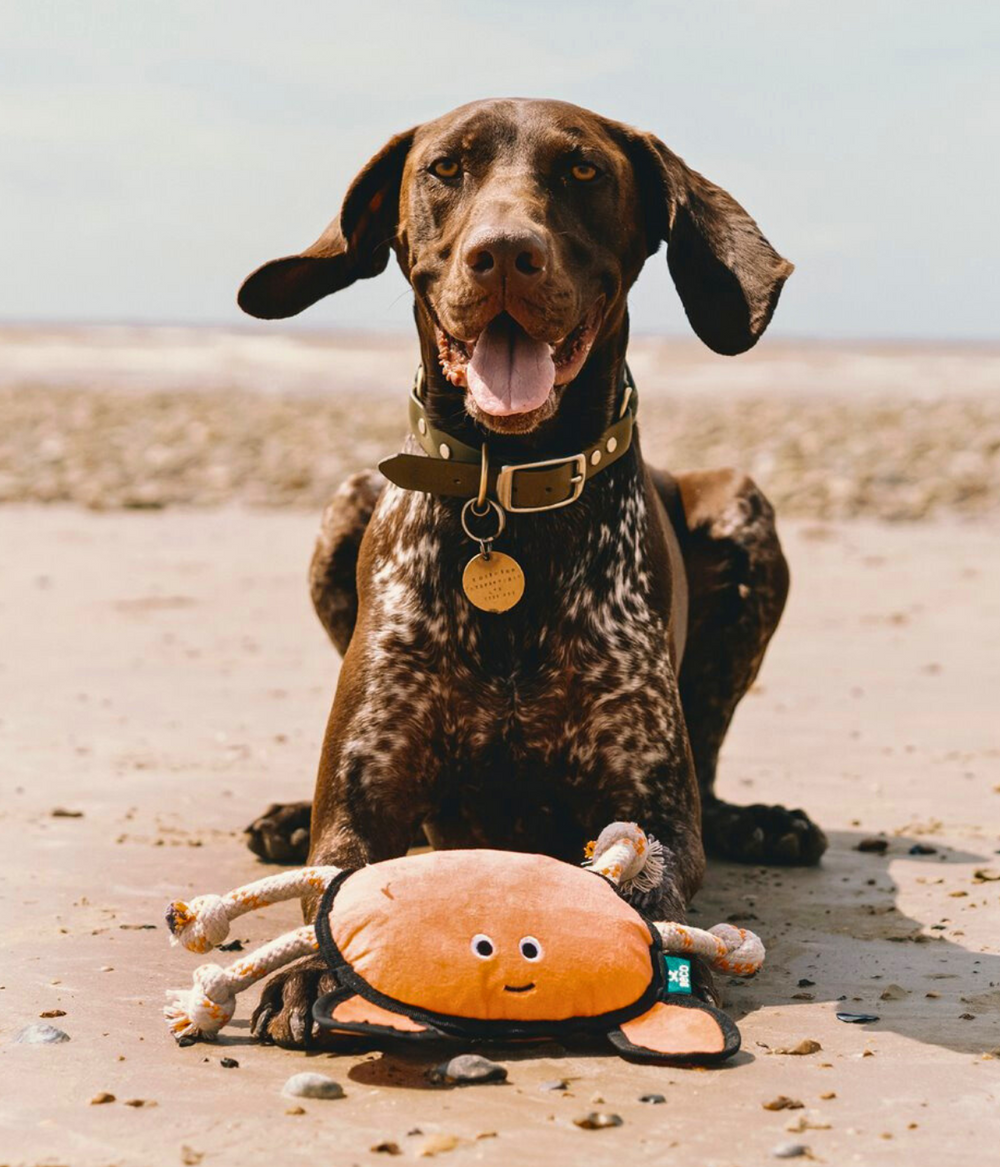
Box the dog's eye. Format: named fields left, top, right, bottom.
left=519, top=936, right=543, bottom=962
left=570, top=163, right=599, bottom=182
left=471, top=933, right=495, bottom=959
left=430, top=158, right=461, bottom=180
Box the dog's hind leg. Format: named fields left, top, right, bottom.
left=309, top=469, right=385, bottom=653
left=660, top=467, right=827, bottom=866
left=245, top=469, right=384, bottom=865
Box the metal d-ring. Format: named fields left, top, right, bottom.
left=461, top=495, right=505, bottom=543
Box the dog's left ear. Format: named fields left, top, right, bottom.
left=238, top=128, right=416, bottom=320
left=623, top=130, right=793, bottom=355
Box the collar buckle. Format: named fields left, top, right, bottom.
left=495, top=453, right=587, bottom=513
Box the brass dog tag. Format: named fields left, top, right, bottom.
left=462, top=551, right=525, bottom=613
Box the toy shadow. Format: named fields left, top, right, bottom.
left=695, top=828, right=999, bottom=1057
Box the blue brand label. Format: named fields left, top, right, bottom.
left=663, top=955, right=692, bottom=995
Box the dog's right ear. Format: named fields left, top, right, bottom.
left=238, top=128, right=416, bottom=320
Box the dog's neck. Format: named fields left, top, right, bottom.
left=413, top=306, right=632, bottom=460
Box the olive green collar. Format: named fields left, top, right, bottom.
left=378, top=365, right=637, bottom=514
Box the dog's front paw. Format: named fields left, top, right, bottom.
left=251, top=956, right=337, bottom=1048
left=245, top=801, right=312, bottom=864
left=702, top=800, right=828, bottom=866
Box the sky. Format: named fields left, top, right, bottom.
left=2, top=0, right=998, bottom=340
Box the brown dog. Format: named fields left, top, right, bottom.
left=237, top=98, right=826, bottom=1047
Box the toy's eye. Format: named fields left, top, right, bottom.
left=471, top=933, right=495, bottom=959
left=570, top=163, right=599, bottom=182
left=430, top=158, right=461, bottom=180
left=519, top=936, right=543, bottom=962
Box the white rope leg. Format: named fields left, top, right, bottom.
left=654, top=921, right=765, bottom=977
left=164, top=924, right=319, bottom=1041
left=165, top=866, right=341, bottom=954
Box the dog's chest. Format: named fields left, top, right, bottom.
left=363, top=477, right=680, bottom=777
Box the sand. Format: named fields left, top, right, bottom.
left=1, top=505, right=998, bottom=1166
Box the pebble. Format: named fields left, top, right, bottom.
left=763, top=1096, right=805, bottom=1111
left=909, top=843, right=937, bottom=855
left=539, top=1078, right=570, bottom=1092
left=836, top=1012, right=880, bottom=1024
left=772, top=1142, right=810, bottom=1158
left=427, top=1054, right=507, bottom=1086
left=773, top=1039, right=822, bottom=1056
left=639, top=1093, right=666, bottom=1104
left=39, top=1009, right=66, bottom=1018
left=219, top=1057, right=239, bottom=1068
left=573, top=1112, right=624, bottom=1130
left=371, top=1142, right=402, bottom=1156
left=15, top=1023, right=70, bottom=1044
left=856, top=837, right=889, bottom=854
left=282, top=1072, right=345, bottom=1100
left=417, top=1133, right=461, bottom=1156
left=89, top=1092, right=116, bottom=1105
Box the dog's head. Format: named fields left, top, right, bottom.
left=240, top=98, right=792, bottom=435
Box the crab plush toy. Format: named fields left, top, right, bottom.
left=164, top=823, right=763, bottom=1065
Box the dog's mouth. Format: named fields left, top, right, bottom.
left=435, top=301, right=604, bottom=419
left=502, top=981, right=536, bottom=994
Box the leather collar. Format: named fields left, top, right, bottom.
left=378, top=365, right=637, bottom=514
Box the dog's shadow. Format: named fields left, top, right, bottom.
left=696, top=829, right=1000, bottom=1056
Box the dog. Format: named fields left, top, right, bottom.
left=236, top=98, right=827, bottom=1047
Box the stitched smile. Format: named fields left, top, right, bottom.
left=503, top=982, right=536, bottom=993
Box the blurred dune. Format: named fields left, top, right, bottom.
left=1, top=325, right=998, bottom=519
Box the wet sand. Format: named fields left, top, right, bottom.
left=2, top=507, right=998, bottom=1166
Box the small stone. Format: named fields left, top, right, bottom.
left=819, top=1092, right=837, bottom=1100
left=573, top=1112, right=624, bottom=1130
left=772, top=1142, right=810, bottom=1159
left=124, top=1099, right=156, bottom=1107
left=282, top=1072, right=345, bottom=1100
left=856, top=837, right=888, bottom=854
left=417, top=1133, right=461, bottom=1156
left=539, top=1078, right=570, bottom=1092
left=973, top=868, right=1000, bottom=882
left=639, top=1093, right=666, bottom=1104
left=218, top=939, right=244, bottom=951
left=39, top=1009, right=66, bottom=1018
left=181, top=1149, right=203, bottom=1166
left=285, top=1106, right=306, bottom=1116
left=90, top=1092, right=116, bottom=1105
left=791, top=993, right=815, bottom=1000
left=836, top=1012, right=880, bottom=1024
left=371, top=1142, right=402, bottom=1156
left=589, top=1092, right=604, bottom=1104
left=908, top=843, right=937, bottom=855
left=220, top=1057, right=239, bottom=1068
left=773, top=1039, right=822, bottom=1056
left=797, top=979, right=816, bottom=988
left=51, top=807, right=84, bottom=817
left=15, top=1023, right=70, bottom=1044
left=959, top=1012, right=976, bottom=1020
left=427, top=1054, right=507, bottom=1086
left=763, top=1096, right=805, bottom=1111
left=879, top=984, right=909, bottom=1001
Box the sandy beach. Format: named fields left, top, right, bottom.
left=1, top=329, right=999, bottom=1165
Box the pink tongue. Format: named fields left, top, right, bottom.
left=467, top=315, right=555, bottom=416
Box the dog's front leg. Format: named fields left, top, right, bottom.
left=251, top=657, right=436, bottom=1048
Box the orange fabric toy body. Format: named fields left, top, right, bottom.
left=164, top=824, right=764, bottom=1065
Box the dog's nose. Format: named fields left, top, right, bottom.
left=463, top=225, right=548, bottom=288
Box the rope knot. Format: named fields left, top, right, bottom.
left=163, top=963, right=235, bottom=1042
left=584, top=822, right=666, bottom=895
left=166, top=893, right=230, bottom=954
left=708, top=923, right=766, bottom=976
